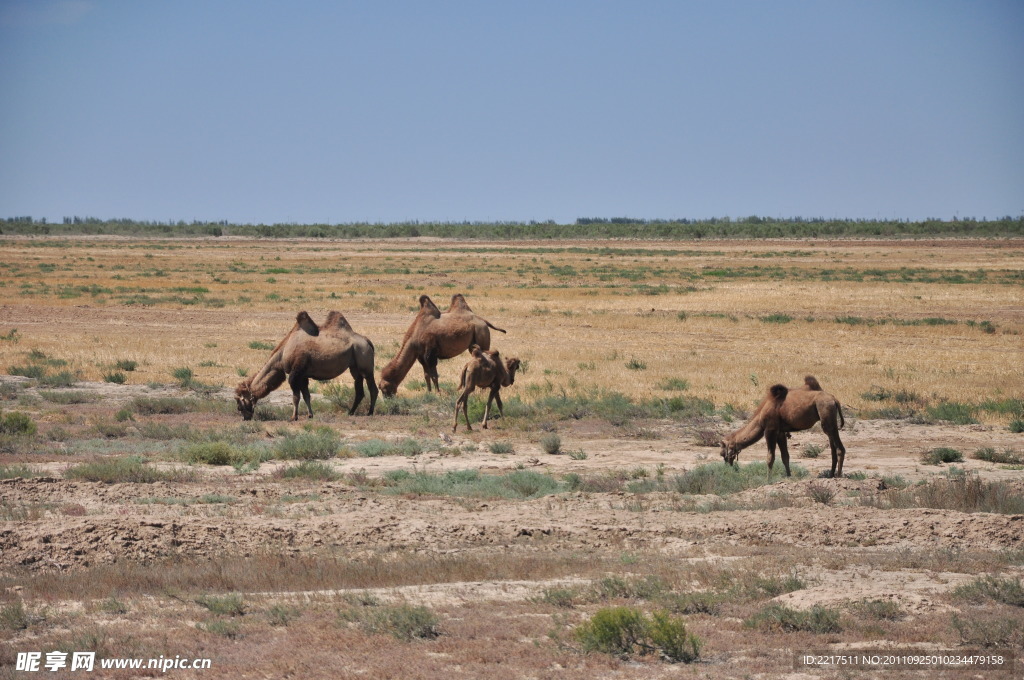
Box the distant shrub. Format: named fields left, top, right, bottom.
left=806, top=482, right=837, bottom=505
left=274, top=428, right=340, bottom=460
left=759, top=313, right=792, bottom=324
left=924, top=402, right=978, bottom=425
left=103, top=371, right=126, bottom=384
left=114, top=359, right=138, bottom=372
left=921, top=447, right=964, bottom=465
left=573, top=607, right=701, bottom=663
left=275, top=460, right=339, bottom=481
left=0, top=411, right=37, bottom=436
left=489, top=441, right=514, bottom=454
left=658, top=378, right=690, bottom=391
left=130, top=396, right=197, bottom=415
left=349, top=437, right=424, bottom=458
left=248, top=340, right=274, bottom=351
left=801, top=443, right=822, bottom=458
left=1010, top=419, right=1024, bottom=434
left=952, top=575, right=1024, bottom=607
left=973, top=447, right=1023, bottom=465
left=625, top=358, right=647, bottom=371
left=171, top=367, right=194, bottom=387
left=65, top=456, right=194, bottom=483
left=182, top=442, right=267, bottom=467
left=745, top=604, right=841, bottom=633
left=356, top=604, right=440, bottom=641
left=196, top=593, right=246, bottom=617
left=673, top=462, right=807, bottom=496
left=540, top=433, right=562, bottom=455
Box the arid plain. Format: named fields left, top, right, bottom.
left=1, top=236, right=1022, bottom=679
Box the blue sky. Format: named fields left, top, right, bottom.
left=1, top=0, right=1021, bottom=224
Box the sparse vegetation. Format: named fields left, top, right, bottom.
left=920, top=447, right=964, bottom=465
left=571, top=606, right=701, bottom=663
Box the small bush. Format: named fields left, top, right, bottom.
left=953, top=575, right=1024, bottom=607
left=0, top=411, right=37, bottom=436
left=1010, top=419, right=1024, bottom=434
left=806, top=481, right=837, bottom=505
left=103, top=371, right=126, bottom=384
left=130, top=396, right=196, bottom=415
left=196, top=594, right=246, bottom=616
left=65, top=456, right=194, bottom=484
left=248, top=340, right=274, bottom=351
left=358, top=604, right=440, bottom=641
left=921, top=447, right=964, bottom=465
left=925, top=402, right=978, bottom=425
left=171, top=366, right=194, bottom=387
left=275, top=460, right=339, bottom=481
left=274, top=428, right=341, bottom=460
left=745, top=603, right=841, bottom=633
left=39, top=371, right=78, bottom=387
left=625, top=358, right=647, bottom=371
left=114, top=359, right=138, bottom=372
left=800, top=443, right=822, bottom=458
left=0, top=601, right=30, bottom=631
left=0, top=464, right=35, bottom=479
left=267, top=604, right=301, bottom=627
left=540, top=433, right=562, bottom=455
left=489, top=441, right=514, bottom=454
left=973, top=447, right=1023, bottom=465
left=658, top=378, right=689, bottom=391
left=759, top=313, right=792, bottom=324
left=350, top=437, right=424, bottom=458
left=181, top=441, right=267, bottom=467
left=952, top=613, right=1022, bottom=648
left=573, top=607, right=700, bottom=663
left=852, top=598, right=903, bottom=620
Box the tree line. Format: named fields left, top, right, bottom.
left=1, top=215, right=1021, bottom=239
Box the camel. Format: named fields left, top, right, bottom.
left=720, top=376, right=847, bottom=477
left=234, top=311, right=378, bottom=421
left=380, top=293, right=506, bottom=397
left=453, top=345, right=521, bottom=432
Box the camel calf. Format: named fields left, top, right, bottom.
left=720, top=376, right=846, bottom=477
left=453, top=346, right=521, bottom=432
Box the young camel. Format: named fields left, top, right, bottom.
left=453, top=346, right=521, bottom=432
left=380, top=293, right=506, bottom=397
left=234, top=311, right=378, bottom=421
left=720, top=376, right=847, bottom=477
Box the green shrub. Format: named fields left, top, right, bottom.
left=973, top=447, right=1023, bottom=465
left=103, top=371, right=126, bottom=384
left=540, top=433, right=562, bottom=455
left=489, top=441, right=514, bottom=454
left=625, top=358, right=647, bottom=371
left=672, top=461, right=807, bottom=496
left=573, top=607, right=701, bottom=663
left=0, top=411, right=37, bottom=436
left=114, top=359, right=138, bottom=372
left=274, top=428, right=340, bottom=460
left=0, top=464, right=35, bottom=479
left=276, top=460, right=339, bottom=481
left=130, top=396, right=197, bottom=415
left=745, top=603, right=841, bottom=633
left=65, top=456, right=194, bottom=484
left=349, top=437, right=424, bottom=458
left=248, top=340, right=275, bottom=351
left=801, top=443, right=822, bottom=458
left=1010, top=419, right=1024, bottom=434
left=171, top=366, right=194, bottom=387
left=39, top=371, right=77, bottom=387
left=181, top=442, right=267, bottom=467
left=658, top=378, right=689, bottom=391
left=196, top=593, right=246, bottom=616
left=759, top=313, right=792, bottom=324
left=952, top=575, right=1024, bottom=607
left=921, top=447, right=964, bottom=465
left=359, top=604, right=440, bottom=641
left=0, top=601, right=30, bottom=631
left=924, top=402, right=978, bottom=425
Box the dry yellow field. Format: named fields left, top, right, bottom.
left=1, top=236, right=1021, bottom=417
left=1, top=236, right=1023, bottom=679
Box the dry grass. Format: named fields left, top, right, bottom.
left=1, top=238, right=1021, bottom=423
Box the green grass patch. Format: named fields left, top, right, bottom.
left=275, top=460, right=339, bottom=481
left=181, top=441, right=270, bottom=467
left=920, top=447, right=964, bottom=465
left=673, top=462, right=808, bottom=496
left=744, top=603, right=841, bottom=633
left=274, top=427, right=341, bottom=460
left=572, top=606, right=701, bottom=663
left=64, top=456, right=195, bottom=483
left=381, top=468, right=563, bottom=500
left=952, top=575, right=1024, bottom=607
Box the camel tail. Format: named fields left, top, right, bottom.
left=485, top=319, right=506, bottom=334
left=769, top=384, right=788, bottom=402
left=837, top=401, right=846, bottom=430
left=804, top=375, right=822, bottom=390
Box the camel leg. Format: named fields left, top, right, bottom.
left=349, top=371, right=365, bottom=416
left=365, top=373, right=378, bottom=416
left=454, top=390, right=472, bottom=433
left=765, top=432, right=778, bottom=475
left=288, top=373, right=310, bottom=421
left=494, top=390, right=504, bottom=418
left=777, top=434, right=792, bottom=477
left=827, top=427, right=846, bottom=478
left=482, top=389, right=495, bottom=429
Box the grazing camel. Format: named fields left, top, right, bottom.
left=235, top=311, right=378, bottom=421
left=380, top=293, right=506, bottom=397
left=720, top=376, right=847, bottom=477
left=453, top=346, right=521, bottom=432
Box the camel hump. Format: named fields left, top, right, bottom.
left=419, top=295, right=442, bottom=317
left=322, top=311, right=352, bottom=331
left=804, top=375, right=822, bottom=391
left=296, top=311, right=320, bottom=336
left=448, top=293, right=473, bottom=312
left=470, top=344, right=484, bottom=358
left=769, top=384, right=788, bottom=402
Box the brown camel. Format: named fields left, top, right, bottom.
left=234, top=311, right=378, bottom=421
left=453, top=346, right=521, bottom=432
left=720, top=376, right=846, bottom=477
left=380, top=293, right=506, bottom=397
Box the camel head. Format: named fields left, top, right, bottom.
left=234, top=382, right=257, bottom=421
left=503, top=357, right=521, bottom=387
left=380, top=379, right=398, bottom=398
left=720, top=437, right=741, bottom=467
